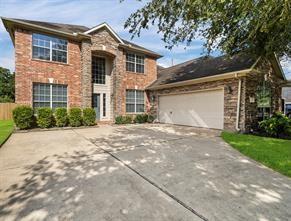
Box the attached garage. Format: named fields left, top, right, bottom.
left=158, top=89, right=224, bottom=129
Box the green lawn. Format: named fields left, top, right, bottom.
left=0, top=120, right=14, bottom=146
left=222, top=132, right=291, bottom=177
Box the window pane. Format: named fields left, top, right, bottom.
left=103, top=93, right=106, bottom=117
left=136, top=55, right=144, bottom=64
left=126, top=53, right=135, bottom=62
left=52, top=37, right=67, bottom=51
left=92, top=56, right=106, bottom=84
left=126, top=104, right=135, bottom=113
left=33, top=83, right=50, bottom=108
left=136, top=104, right=144, bottom=113
left=136, top=64, right=144, bottom=73
left=52, top=85, right=67, bottom=108
left=52, top=50, right=67, bottom=63
left=126, top=62, right=135, bottom=72
left=32, top=46, right=50, bottom=60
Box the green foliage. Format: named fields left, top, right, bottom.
left=147, top=115, right=155, bottom=123
left=123, top=115, right=133, bottom=124
left=259, top=112, right=291, bottom=138
left=0, top=67, right=15, bottom=102
left=83, top=108, right=96, bottom=126
left=0, top=95, right=14, bottom=103
left=134, top=114, right=148, bottom=123
left=69, top=108, right=82, bottom=127
left=54, top=108, right=68, bottom=127
left=222, top=131, right=291, bottom=177
left=36, top=107, right=54, bottom=128
left=115, top=116, right=123, bottom=124
left=115, top=115, right=133, bottom=124
left=0, top=120, right=14, bottom=146
left=125, top=0, right=291, bottom=58
left=12, top=105, right=34, bottom=129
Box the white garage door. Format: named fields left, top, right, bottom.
left=158, top=89, right=224, bottom=129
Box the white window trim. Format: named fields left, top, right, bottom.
left=126, top=90, right=145, bottom=113
left=126, top=52, right=145, bottom=73
left=32, top=33, right=68, bottom=64
left=33, top=83, right=68, bottom=109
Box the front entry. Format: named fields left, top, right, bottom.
left=92, top=93, right=100, bottom=120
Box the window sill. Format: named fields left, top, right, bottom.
left=126, top=71, right=146, bottom=75
left=126, top=112, right=145, bottom=115
left=31, top=58, right=70, bottom=66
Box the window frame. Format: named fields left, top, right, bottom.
left=126, top=52, right=145, bottom=74
left=92, top=56, right=106, bottom=84
left=126, top=89, right=145, bottom=113
left=32, top=33, right=68, bottom=64
left=33, top=83, right=68, bottom=109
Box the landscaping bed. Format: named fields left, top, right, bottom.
left=0, top=120, right=14, bottom=146
left=222, top=131, right=291, bottom=177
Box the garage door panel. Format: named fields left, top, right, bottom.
left=158, top=90, right=224, bottom=129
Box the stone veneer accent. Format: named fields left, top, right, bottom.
left=81, top=27, right=158, bottom=118
left=14, top=28, right=82, bottom=107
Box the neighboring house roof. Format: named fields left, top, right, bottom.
left=1, top=17, right=162, bottom=58
left=148, top=54, right=257, bottom=89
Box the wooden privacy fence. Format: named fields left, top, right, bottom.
left=0, top=103, right=18, bottom=120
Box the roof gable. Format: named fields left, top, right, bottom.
left=84, top=23, right=124, bottom=44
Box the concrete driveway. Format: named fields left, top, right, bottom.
left=0, top=124, right=290, bottom=221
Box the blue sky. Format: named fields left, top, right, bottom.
left=0, top=0, right=290, bottom=79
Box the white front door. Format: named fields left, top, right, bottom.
left=158, top=89, right=224, bottom=129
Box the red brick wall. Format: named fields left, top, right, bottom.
left=118, top=50, right=157, bottom=115
left=14, top=28, right=82, bottom=107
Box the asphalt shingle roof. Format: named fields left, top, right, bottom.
left=150, top=54, right=257, bottom=88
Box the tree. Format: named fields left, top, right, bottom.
left=0, top=67, right=15, bottom=102
left=125, top=0, right=291, bottom=58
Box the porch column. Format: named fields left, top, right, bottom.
left=81, top=40, right=92, bottom=107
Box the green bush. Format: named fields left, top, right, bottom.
left=259, top=112, right=291, bottom=138
left=115, top=115, right=133, bottom=124
left=123, top=115, right=133, bottom=124
left=147, top=115, right=155, bottom=123
left=36, top=107, right=54, bottom=128
left=69, top=107, right=82, bottom=127
left=115, top=115, right=123, bottom=124
left=12, top=105, right=34, bottom=129
left=134, top=114, right=148, bottom=123
left=83, top=108, right=96, bottom=126
left=54, top=108, right=68, bottom=127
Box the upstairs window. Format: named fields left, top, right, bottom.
left=32, top=33, right=68, bottom=63
left=126, top=52, right=145, bottom=73
left=126, top=90, right=145, bottom=113
left=92, top=56, right=106, bottom=84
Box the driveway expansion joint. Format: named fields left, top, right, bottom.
left=72, top=129, right=209, bottom=221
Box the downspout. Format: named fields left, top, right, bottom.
left=236, top=74, right=242, bottom=131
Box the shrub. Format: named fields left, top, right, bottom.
left=115, top=115, right=133, bottom=124
left=54, top=108, right=68, bottom=127
left=69, top=107, right=82, bottom=127
left=115, top=115, right=123, bottom=124
left=37, top=107, right=54, bottom=128
left=147, top=115, right=155, bottom=123
left=259, top=112, right=291, bottom=138
left=123, top=115, right=133, bottom=124
left=83, top=108, right=96, bottom=126
left=134, top=114, right=148, bottom=123
left=12, top=105, right=34, bottom=129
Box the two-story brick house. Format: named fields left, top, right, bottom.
left=2, top=17, right=161, bottom=122
left=2, top=17, right=287, bottom=131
